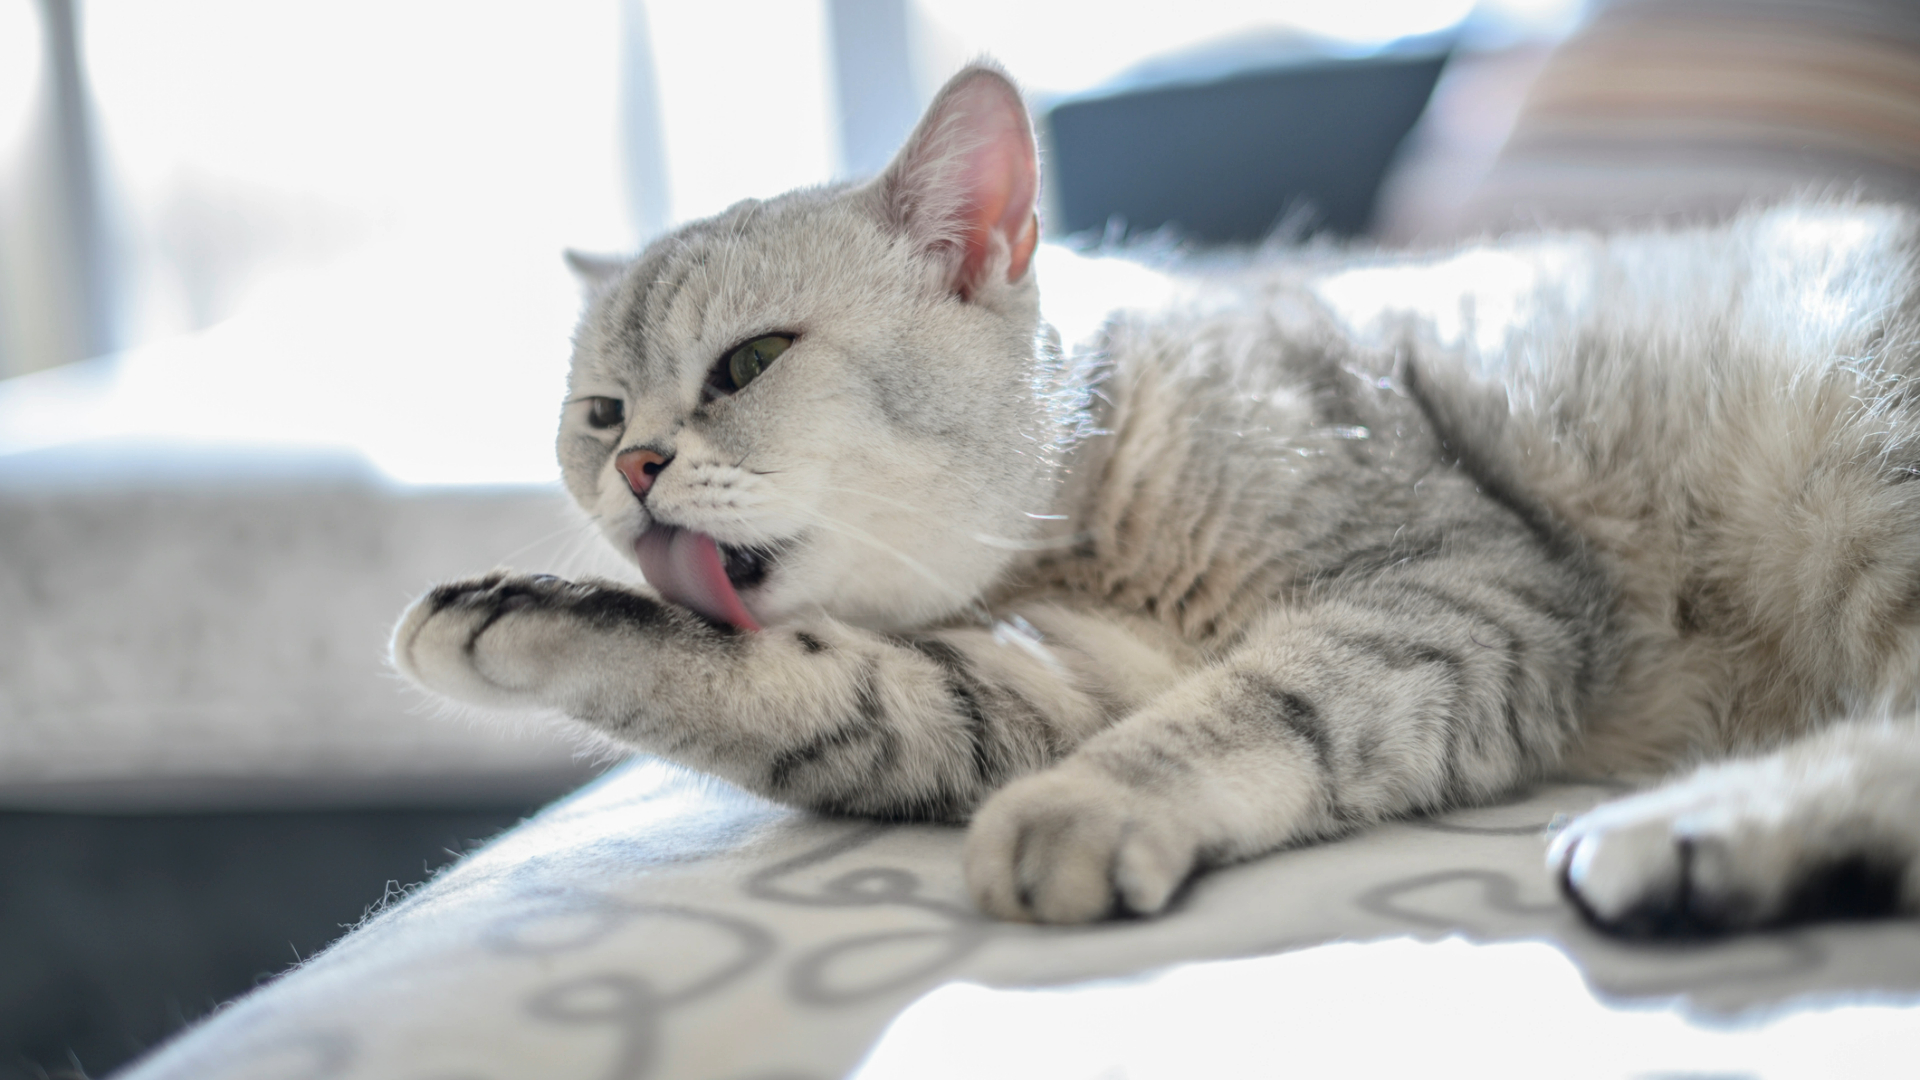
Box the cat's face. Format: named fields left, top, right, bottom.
left=556, top=67, right=1059, bottom=632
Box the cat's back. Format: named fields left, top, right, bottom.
left=1469, top=201, right=1920, bottom=766
left=1053, top=201, right=1920, bottom=766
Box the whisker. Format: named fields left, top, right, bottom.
left=493, top=516, right=602, bottom=567
left=803, top=482, right=1085, bottom=553
left=773, top=502, right=973, bottom=602
left=805, top=482, right=944, bottom=518
left=969, top=530, right=1094, bottom=551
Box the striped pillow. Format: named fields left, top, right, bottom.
left=1390, top=0, right=1920, bottom=237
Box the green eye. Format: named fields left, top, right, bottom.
left=585, top=396, right=624, bottom=429
left=724, top=334, right=792, bottom=392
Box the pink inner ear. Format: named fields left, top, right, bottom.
left=943, top=76, right=1039, bottom=292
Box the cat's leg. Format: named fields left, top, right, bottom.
left=393, top=571, right=1173, bottom=820
left=1550, top=718, right=1920, bottom=935
left=966, top=553, right=1603, bottom=922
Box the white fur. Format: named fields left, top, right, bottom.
left=396, top=65, right=1920, bottom=933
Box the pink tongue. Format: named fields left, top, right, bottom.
left=635, top=526, right=762, bottom=631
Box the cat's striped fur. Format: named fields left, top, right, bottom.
left=395, top=65, right=1920, bottom=932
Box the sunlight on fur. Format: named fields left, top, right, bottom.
left=1315, top=244, right=1590, bottom=359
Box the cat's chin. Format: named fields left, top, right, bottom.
left=634, top=525, right=767, bottom=631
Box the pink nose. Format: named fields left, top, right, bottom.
left=615, top=449, right=670, bottom=497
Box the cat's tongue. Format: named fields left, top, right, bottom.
left=635, top=525, right=762, bottom=631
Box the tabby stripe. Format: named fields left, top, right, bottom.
left=648, top=249, right=706, bottom=339
left=767, top=659, right=895, bottom=791
left=1334, top=599, right=1526, bottom=791
left=1233, top=672, right=1333, bottom=775
left=1502, top=645, right=1531, bottom=764
left=569, top=588, right=680, bottom=634
left=1494, top=577, right=1607, bottom=704
left=1330, top=588, right=1517, bottom=683
left=624, top=248, right=673, bottom=340
left=1404, top=361, right=1578, bottom=563
left=1370, top=580, right=1522, bottom=647
left=1290, top=534, right=1448, bottom=594
left=1490, top=578, right=1588, bottom=637
left=1440, top=699, right=1466, bottom=801
left=1435, top=593, right=1520, bottom=780
left=903, top=638, right=998, bottom=785
left=1329, top=631, right=1468, bottom=676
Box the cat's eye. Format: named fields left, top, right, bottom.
left=715, top=334, right=792, bottom=395
left=584, top=396, right=625, bottom=430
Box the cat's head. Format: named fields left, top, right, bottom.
left=557, top=65, right=1071, bottom=633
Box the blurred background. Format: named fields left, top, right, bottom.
left=0, top=0, right=1586, bottom=391
left=11, top=0, right=1920, bottom=1075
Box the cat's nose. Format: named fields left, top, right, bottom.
left=615, top=448, right=672, bottom=498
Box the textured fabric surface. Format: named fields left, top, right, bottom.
left=118, top=759, right=1920, bottom=1080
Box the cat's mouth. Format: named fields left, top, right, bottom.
left=634, top=525, right=778, bottom=631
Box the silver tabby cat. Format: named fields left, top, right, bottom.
left=395, top=65, right=1920, bottom=933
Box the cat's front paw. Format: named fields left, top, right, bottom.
left=965, top=764, right=1200, bottom=924
left=392, top=570, right=633, bottom=709
left=1549, top=758, right=1916, bottom=937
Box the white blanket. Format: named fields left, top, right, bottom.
left=120, top=759, right=1920, bottom=1079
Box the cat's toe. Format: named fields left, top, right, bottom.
left=1552, top=814, right=1707, bottom=936
left=965, top=767, right=1195, bottom=924
left=393, top=570, right=585, bottom=706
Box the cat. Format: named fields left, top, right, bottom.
left=394, top=63, right=1920, bottom=934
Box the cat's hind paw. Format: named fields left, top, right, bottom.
left=1548, top=751, right=1920, bottom=937
left=964, top=765, right=1199, bottom=924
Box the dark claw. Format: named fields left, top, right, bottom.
left=1779, top=853, right=1904, bottom=924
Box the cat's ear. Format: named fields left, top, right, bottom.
left=871, top=63, right=1039, bottom=299
left=563, top=249, right=628, bottom=293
